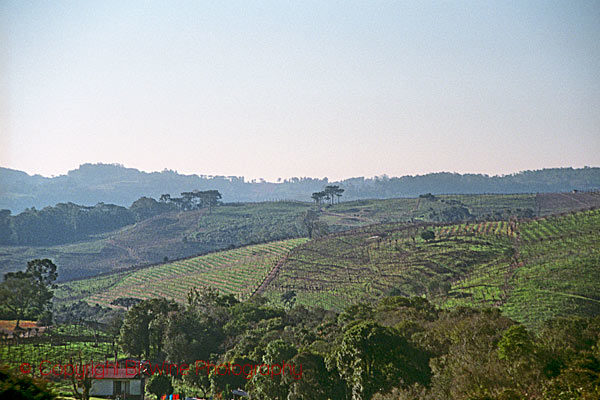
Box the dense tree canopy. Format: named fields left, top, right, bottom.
left=146, top=374, right=173, bottom=400
left=160, top=190, right=222, bottom=212
left=119, top=298, right=178, bottom=359
left=112, top=291, right=600, bottom=400
left=0, top=365, right=56, bottom=400
left=0, top=202, right=135, bottom=245
left=0, top=259, right=57, bottom=327
left=0, top=190, right=221, bottom=245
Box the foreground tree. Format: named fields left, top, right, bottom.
left=130, top=196, right=176, bottom=220
left=25, top=259, right=58, bottom=287
left=69, top=352, right=92, bottom=400
left=248, top=340, right=298, bottom=400
left=335, top=187, right=345, bottom=203
left=119, top=298, right=178, bottom=359
left=302, top=210, right=318, bottom=239
left=199, top=190, right=222, bottom=213
left=162, top=190, right=223, bottom=213
left=302, top=210, right=329, bottom=239
left=110, top=297, right=143, bottom=310
left=146, top=374, right=173, bottom=400
left=281, top=290, right=297, bottom=309
left=0, top=259, right=57, bottom=328
left=0, top=365, right=56, bottom=400
left=285, top=351, right=346, bottom=400
left=329, top=321, right=430, bottom=400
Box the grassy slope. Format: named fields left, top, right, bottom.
left=263, top=221, right=513, bottom=310
left=264, top=209, right=600, bottom=327
left=502, top=211, right=600, bottom=326
left=49, top=201, right=600, bottom=327
left=0, top=202, right=312, bottom=280
left=55, top=238, right=308, bottom=307
left=3, top=192, right=598, bottom=281
left=0, top=324, right=125, bottom=398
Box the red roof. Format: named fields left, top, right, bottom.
left=87, top=362, right=143, bottom=379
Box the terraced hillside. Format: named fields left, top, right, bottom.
left=54, top=238, right=308, bottom=306
left=264, top=209, right=600, bottom=327
left=0, top=202, right=312, bottom=281
left=3, top=192, right=598, bottom=281
left=262, top=221, right=512, bottom=310
left=500, top=211, right=600, bottom=326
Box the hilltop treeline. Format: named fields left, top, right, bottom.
left=0, top=203, right=135, bottom=245
left=114, top=293, right=600, bottom=399
left=1, top=164, right=599, bottom=212
left=0, top=191, right=222, bottom=245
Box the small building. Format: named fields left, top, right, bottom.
left=89, top=360, right=145, bottom=400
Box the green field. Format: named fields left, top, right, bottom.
left=55, top=238, right=308, bottom=306
left=2, top=197, right=600, bottom=399
left=0, top=324, right=124, bottom=398
left=264, top=209, right=600, bottom=327
left=3, top=192, right=598, bottom=282
left=0, top=201, right=313, bottom=281
left=48, top=199, right=600, bottom=327
left=501, top=211, right=600, bottom=326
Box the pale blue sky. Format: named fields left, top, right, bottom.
left=2, top=1, right=599, bottom=181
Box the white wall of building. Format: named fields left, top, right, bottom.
left=90, top=379, right=113, bottom=396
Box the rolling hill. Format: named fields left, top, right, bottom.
left=55, top=203, right=600, bottom=328
left=2, top=163, right=599, bottom=213
left=263, top=208, right=600, bottom=327
left=3, top=191, right=599, bottom=281
left=0, top=201, right=311, bottom=280
left=54, top=238, right=308, bottom=306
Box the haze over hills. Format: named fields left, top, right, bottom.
left=58, top=208, right=600, bottom=328
left=3, top=1, right=600, bottom=397
left=1, top=163, right=599, bottom=213
left=2, top=191, right=599, bottom=282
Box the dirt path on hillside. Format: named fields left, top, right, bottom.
left=559, top=193, right=590, bottom=207
left=107, top=239, right=141, bottom=263
left=252, top=254, right=292, bottom=297
left=499, top=222, right=522, bottom=306
left=321, top=211, right=374, bottom=224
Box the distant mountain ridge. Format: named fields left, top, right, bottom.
left=1, top=163, right=599, bottom=213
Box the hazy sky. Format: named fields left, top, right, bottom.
left=2, top=1, right=599, bottom=181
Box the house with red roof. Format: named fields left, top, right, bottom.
left=88, top=360, right=145, bottom=399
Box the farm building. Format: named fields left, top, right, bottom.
left=88, top=360, right=145, bottom=399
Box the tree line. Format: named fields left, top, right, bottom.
left=0, top=190, right=222, bottom=245
left=2, top=265, right=599, bottom=399
left=3, top=164, right=598, bottom=213
left=0, top=259, right=57, bottom=328
left=312, top=185, right=345, bottom=205
left=159, top=189, right=222, bottom=213
left=111, top=291, right=600, bottom=400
